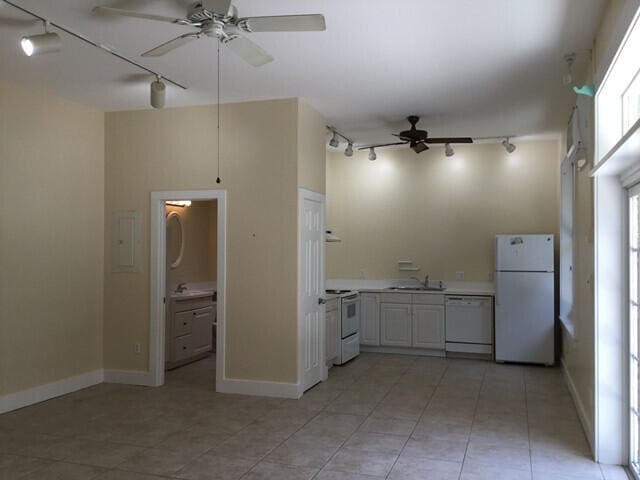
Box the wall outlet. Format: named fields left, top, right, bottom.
left=359, top=269, right=366, bottom=279
left=487, top=272, right=494, bottom=281
left=135, top=342, right=141, bottom=355
left=455, top=271, right=465, bottom=281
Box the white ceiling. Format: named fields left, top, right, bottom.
left=0, top=0, right=606, bottom=145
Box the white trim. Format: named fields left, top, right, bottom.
left=0, top=370, right=103, bottom=414
left=298, top=188, right=327, bottom=392
left=150, top=190, right=227, bottom=389
left=102, top=369, right=155, bottom=386
left=217, top=377, right=302, bottom=399
left=562, top=357, right=595, bottom=455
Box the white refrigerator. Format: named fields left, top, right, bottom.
left=495, top=234, right=555, bottom=365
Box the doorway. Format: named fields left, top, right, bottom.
left=150, top=190, right=227, bottom=389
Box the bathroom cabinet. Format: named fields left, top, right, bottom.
left=166, top=293, right=216, bottom=369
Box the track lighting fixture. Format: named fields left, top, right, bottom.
left=345, top=142, right=354, bottom=157
left=329, top=131, right=340, bottom=148
left=445, top=143, right=455, bottom=157
left=502, top=138, right=516, bottom=154
left=21, top=21, right=60, bottom=57
left=150, top=76, right=166, bottom=109
left=368, top=147, right=377, bottom=161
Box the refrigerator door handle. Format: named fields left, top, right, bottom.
left=495, top=275, right=500, bottom=306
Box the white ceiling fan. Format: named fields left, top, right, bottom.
left=93, top=0, right=326, bottom=67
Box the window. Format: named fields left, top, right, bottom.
left=624, top=69, right=640, bottom=134
left=596, top=8, right=640, bottom=162
left=630, top=186, right=640, bottom=477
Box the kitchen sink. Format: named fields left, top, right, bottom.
left=387, top=286, right=447, bottom=292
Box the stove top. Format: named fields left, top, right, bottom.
left=326, top=289, right=354, bottom=294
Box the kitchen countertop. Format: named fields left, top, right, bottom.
left=326, top=280, right=495, bottom=297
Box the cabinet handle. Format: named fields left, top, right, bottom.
left=193, top=312, right=196, bottom=315
left=183, top=322, right=187, bottom=326
left=183, top=346, right=187, bottom=350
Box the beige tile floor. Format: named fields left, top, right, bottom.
left=0, top=353, right=630, bottom=479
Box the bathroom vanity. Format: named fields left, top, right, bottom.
left=166, top=291, right=216, bottom=369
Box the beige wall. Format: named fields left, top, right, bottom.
left=166, top=200, right=217, bottom=288
left=104, top=98, right=325, bottom=384
left=326, top=140, right=560, bottom=281
left=298, top=100, right=327, bottom=193
left=0, top=80, right=104, bottom=395
left=561, top=0, right=627, bottom=439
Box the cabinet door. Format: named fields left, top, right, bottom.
left=326, top=307, right=338, bottom=362
left=412, top=304, right=445, bottom=349
left=360, top=293, right=380, bottom=346
left=380, top=303, right=412, bottom=346
left=191, top=306, right=214, bottom=355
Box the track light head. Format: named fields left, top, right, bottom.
left=502, top=138, right=516, bottom=154
left=368, top=147, right=377, bottom=161
left=150, top=77, right=166, bottom=109
left=345, top=142, right=354, bottom=157
left=445, top=143, right=455, bottom=157
left=329, top=131, right=340, bottom=148
left=20, top=32, right=61, bottom=57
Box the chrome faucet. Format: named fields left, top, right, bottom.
left=175, top=283, right=187, bottom=293
left=411, top=275, right=429, bottom=288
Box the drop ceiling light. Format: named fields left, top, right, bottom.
left=445, top=143, right=455, bottom=157
left=345, top=142, right=354, bottom=157
left=329, top=131, right=340, bottom=148
left=150, top=77, right=166, bottom=109
left=502, top=138, right=516, bottom=154
left=368, top=147, right=377, bottom=161
left=20, top=24, right=60, bottom=57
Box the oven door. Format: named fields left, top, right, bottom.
left=341, top=295, right=360, bottom=339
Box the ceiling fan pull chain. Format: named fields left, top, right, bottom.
left=216, top=39, right=222, bottom=185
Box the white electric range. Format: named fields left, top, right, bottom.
left=326, top=289, right=360, bottom=364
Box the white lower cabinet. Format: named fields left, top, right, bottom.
left=360, top=293, right=380, bottom=346
left=167, top=294, right=215, bottom=369
left=380, top=303, right=412, bottom=346
left=412, top=304, right=445, bottom=349
left=326, top=299, right=339, bottom=363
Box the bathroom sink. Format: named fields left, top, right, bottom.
left=172, top=289, right=214, bottom=299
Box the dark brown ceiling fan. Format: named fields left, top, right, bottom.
left=360, top=116, right=473, bottom=154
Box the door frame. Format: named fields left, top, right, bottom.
left=150, top=189, right=227, bottom=388
left=297, top=188, right=327, bottom=394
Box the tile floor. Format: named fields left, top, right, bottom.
left=0, top=353, right=630, bottom=479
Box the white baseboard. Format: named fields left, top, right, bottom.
left=0, top=370, right=104, bottom=414
left=103, top=369, right=155, bottom=386
left=561, top=356, right=595, bottom=455
left=217, top=377, right=302, bottom=399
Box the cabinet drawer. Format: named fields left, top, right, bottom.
left=174, top=311, right=193, bottom=337
left=412, top=294, right=445, bottom=305
left=379, top=293, right=411, bottom=304
left=173, top=335, right=193, bottom=361
left=174, top=296, right=214, bottom=313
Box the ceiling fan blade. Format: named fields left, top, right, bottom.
left=202, top=0, right=232, bottom=16
left=426, top=137, right=474, bottom=144
left=142, top=33, right=200, bottom=57
left=357, top=142, right=408, bottom=150
left=242, top=14, right=326, bottom=32
left=224, top=35, right=274, bottom=67
left=93, top=6, right=196, bottom=26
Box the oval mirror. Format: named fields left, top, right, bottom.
left=166, top=211, right=185, bottom=269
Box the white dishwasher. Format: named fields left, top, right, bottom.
left=445, top=296, right=493, bottom=355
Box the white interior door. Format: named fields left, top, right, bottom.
left=299, top=189, right=326, bottom=392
